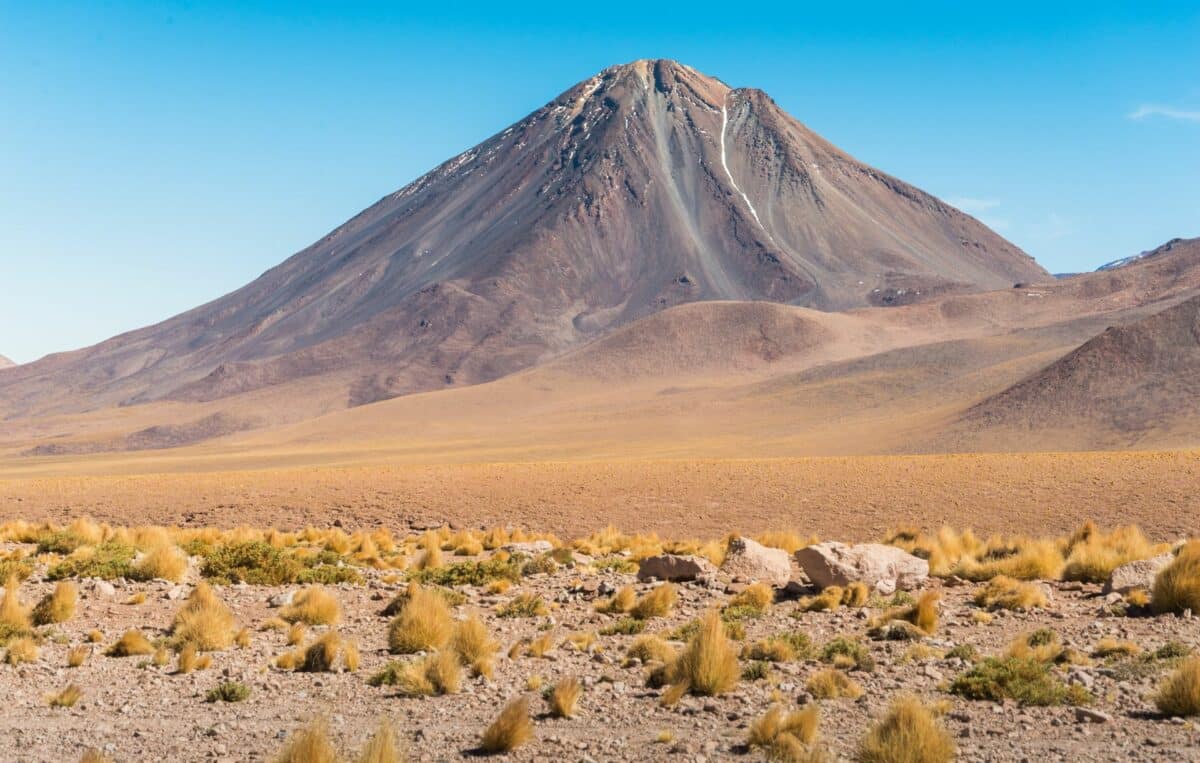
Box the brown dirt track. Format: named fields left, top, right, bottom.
left=2, top=451, right=1197, bottom=542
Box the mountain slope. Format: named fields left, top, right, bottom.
left=0, top=355, right=13, bottom=369
left=962, top=290, right=1200, bottom=445
left=0, top=59, right=1043, bottom=421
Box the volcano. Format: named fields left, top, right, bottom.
left=0, top=59, right=1044, bottom=419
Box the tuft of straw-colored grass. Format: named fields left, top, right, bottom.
left=5, top=636, right=38, bottom=664
left=1092, top=637, right=1141, bottom=659
left=273, top=717, right=338, bottom=763
left=728, top=582, right=774, bottom=614
left=748, top=704, right=820, bottom=758
left=67, top=645, right=90, bottom=668
left=549, top=677, right=583, bottom=718
left=387, top=583, right=452, bottom=654
left=133, top=544, right=188, bottom=583
left=858, top=694, right=955, bottom=763
left=479, top=696, right=533, bottom=754
left=176, top=641, right=212, bottom=673
left=451, top=614, right=498, bottom=677
left=627, top=634, right=676, bottom=665
left=300, top=632, right=342, bottom=673
left=106, top=629, right=154, bottom=657
left=287, top=622, right=307, bottom=646
left=630, top=584, right=677, bottom=620
left=1155, top=657, right=1200, bottom=717
left=172, top=581, right=236, bottom=651
left=281, top=586, right=341, bottom=626
left=671, top=610, right=740, bottom=697
left=843, top=581, right=870, bottom=608
left=49, top=684, right=83, bottom=708
left=1153, top=541, right=1200, bottom=615
left=806, top=668, right=863, bottom=700
left=343, top=639, right=360, bottom=672
left=357, top=719, right=407, bottom=763
left=0, top=573, right=31, bottom=633
left=32, top=581, right=78, bottom=626
left=973, top=576, right=1048, bottom=611
left=596, top=585, right=636, bottom=614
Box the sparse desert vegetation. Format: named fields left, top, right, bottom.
left=0, top=517, right=1193, bottom=760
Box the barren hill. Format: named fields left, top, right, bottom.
left=961, top=290, right=1200, bottom=447
left=0, top=59, right=1042, bottom=423
left=0, top=354, right=13, bottom=369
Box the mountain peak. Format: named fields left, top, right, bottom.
left=0, top=61, right=1045, bottom=420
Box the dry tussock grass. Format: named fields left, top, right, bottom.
left=66, top=644, right=89, bottom=667
left=1155, top=657, right=1200, bottom=717
left=451, top=614, right=498, bottom=677
left=630, top=583, right=677, bottom=619
left=728, top=582, right=774, bottom=614
left=281, top=586, right=341, bottom=626
left=669, top=610, right=739, bottom=697
left=105, top=629, right=154, bottom=657
left=1153, top=541, right=1200, bottom=615
left=387, top=583, right=452, bottom=654
left=273, top=717, right=338, bottom=763
left=973, top=576, right=1048, bottom=611
left=596, top=585, right=636, bottom=613
left=748, top=704, right=820, bottom=760
left=858, top=694, right=954, bottom=763
left=31, top=580, right=77, bottom=626
left=48, top=684, right=83, bottom=708
left=176, top=642, right=212, bottom=673
left=480, top=696, right=533, bottom=754
left=172, top=582, right=236, bottom=651
left=133, top=544, right=188, bottom=583
left=357, top=719, right=406, bottom=763
left=0, top=573, right=31, bottom=634
left=549, top=677, right=582, bottom=718
left=806, top=668, right=863, bottom=700
left=5, top=636, right=38, bottom=664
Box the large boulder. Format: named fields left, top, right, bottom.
left=721, top=536, right=792, bottom=587
left=637, top=554, right=717, bottom=582
left=1104, top=553, right=1174, bottom=594
left=794, top=542, right=928, bottom=595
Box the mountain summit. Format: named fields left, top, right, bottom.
left=0, top=59, right=1044, bottom=417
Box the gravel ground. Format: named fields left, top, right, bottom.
left=0, top=543, right=1198, bottom=762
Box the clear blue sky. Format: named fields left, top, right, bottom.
left=2, top=1, right=1198, bottom=364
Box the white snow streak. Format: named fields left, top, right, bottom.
left=720, top=95, right=772, bottom=242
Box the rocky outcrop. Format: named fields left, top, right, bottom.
left=721, top=536, right=792, bottom=586
left=1103, top=553, right=1175, bottom=594
left=794, top=542, right=928, bottom=594
left=637, top=554, right=718, bottom=582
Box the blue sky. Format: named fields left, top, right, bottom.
left=2, top=2, right=1198, bottom=364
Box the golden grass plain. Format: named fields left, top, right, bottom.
left=2, top=450, right=1197, bottom=541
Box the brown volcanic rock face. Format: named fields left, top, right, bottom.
left=0, top=59, right=1043, bottom=419
left=964, top=289, right=1200, bottom=438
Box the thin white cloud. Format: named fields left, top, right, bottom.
left=1129, top=104, right=1200, bottom=123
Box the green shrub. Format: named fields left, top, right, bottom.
left=408, top=556, right=524, bottom=587
left=199, top=542, right=361, bottom=585
left=950, top=657, right=1091, bottom=706
left=47, top=542, right=136, bottom=580
left=205, top=681, right=250, bottom=703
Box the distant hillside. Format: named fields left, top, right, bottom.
left=963, top=291, right=1200, bottom=444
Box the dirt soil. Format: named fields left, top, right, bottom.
left=1, top=541, right=1198, bottom=761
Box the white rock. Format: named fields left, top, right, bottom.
left=502, top=540, right=554, bottom=555
left=1103, top=553, right=1174, bottom=594
left=793, top=542, right=928, bottom=594
left=636, top=554, right=718, bottom=582
left=720, top=536, right=791, bottom=587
